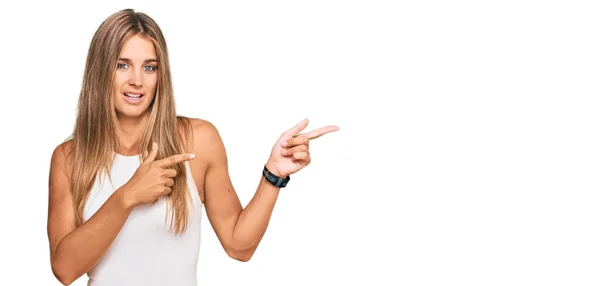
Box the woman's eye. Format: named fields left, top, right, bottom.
left=144, top=65, right=157, bottom=72
left=117, top=63, right=128, bottom=69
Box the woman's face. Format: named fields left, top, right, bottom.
left=113, top=34, right=158, bottom=119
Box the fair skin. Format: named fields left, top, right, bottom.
left=48, top=34, right=339, bottom=285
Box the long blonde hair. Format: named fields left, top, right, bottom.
left=66, top=9, right=193, bottom=234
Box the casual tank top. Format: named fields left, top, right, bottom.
left=83, top=153, right=203, bottom=286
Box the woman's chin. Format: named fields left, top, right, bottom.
left=115, top=106, right=150, bottom=119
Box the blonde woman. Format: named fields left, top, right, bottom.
left=47, top=9, right=339, bottom=286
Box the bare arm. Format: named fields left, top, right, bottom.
left=47, top=141, right=192, bottom=285
left=195, top=118, right=338, bottom=262
left=197, top=121, right=280, bottom=262
left=47, top=142, right=133, bottom=285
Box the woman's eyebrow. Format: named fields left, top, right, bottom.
left=118, top=58, right=158, bottom=63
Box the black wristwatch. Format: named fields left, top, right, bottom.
left=263, top=165, right=290, bottom=188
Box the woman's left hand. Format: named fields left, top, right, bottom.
left=265, top=118, right=339, bottom=178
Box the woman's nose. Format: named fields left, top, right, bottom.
left=128, top=69, right=143, bottom=86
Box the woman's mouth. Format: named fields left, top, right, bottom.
left=123, top=92, right=144, bottom=104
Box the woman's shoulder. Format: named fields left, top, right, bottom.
left=52, top=139, right=74, bottom=155
left=177, top=116, right=223, bottom=152
left=50, top=138, right=75, bottom=175
left=178, top=116, right=218, bottom=131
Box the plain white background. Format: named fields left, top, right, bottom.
left=0, top=0, right=599, bottom=285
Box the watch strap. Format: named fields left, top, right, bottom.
left=263, top=165, right=290, bottom=188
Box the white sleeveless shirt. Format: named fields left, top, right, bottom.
left=83, top=153, right=203, bottom=286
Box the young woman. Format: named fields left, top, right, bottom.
left=47, top=8, right=339, bottom=286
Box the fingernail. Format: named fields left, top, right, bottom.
left=282, top=141, right=288, bottom=147
left=282, top=149, right=287, bottom=155
left=189, top=154, right=196, bottom=159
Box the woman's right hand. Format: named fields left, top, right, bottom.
left=121, top=142, right=196, bottom=208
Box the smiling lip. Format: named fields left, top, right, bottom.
left=123, top=92, right=144, bottom=104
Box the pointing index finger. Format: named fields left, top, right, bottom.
left=155, top=153, right=196, bottom=168
left=302, top=125, right=340, bottom=140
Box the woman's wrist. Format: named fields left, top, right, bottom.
left=264, top=161, right=284, bottom=178
left=263, top=162, right=290, bottom=188
left=115, top=185, right=135, bottom=211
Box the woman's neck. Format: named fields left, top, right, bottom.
left=116, top=111, right=150, bottom=156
